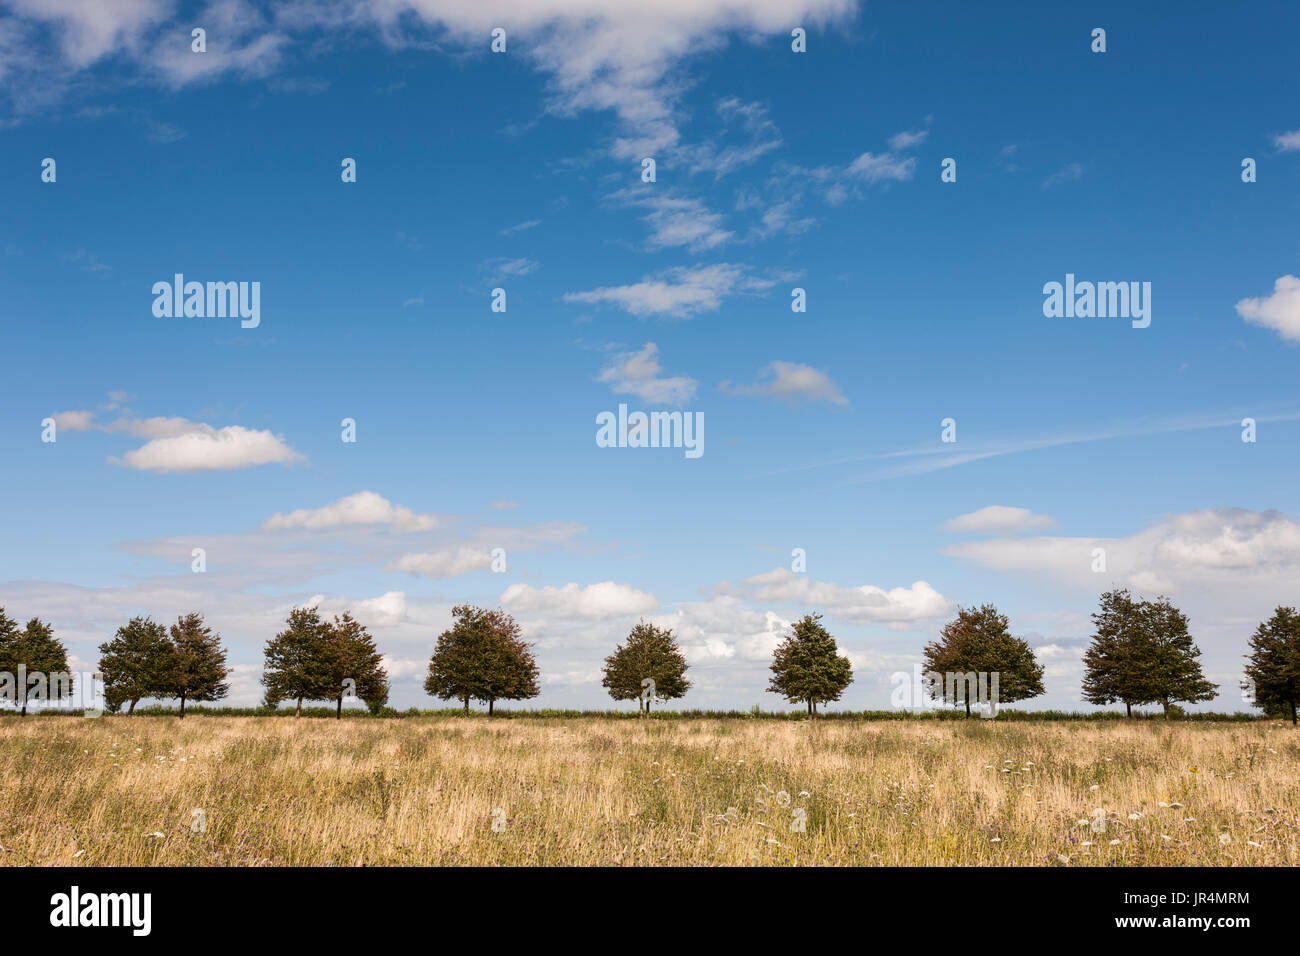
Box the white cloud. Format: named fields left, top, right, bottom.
left=1274, top=129, right=1300, bottom=152
left=847, top=150, right=915, bottom=183
left=727, top=568, right=956, bottom=624
left=565, top=263, right=770, bottom=318
left=639, top=194, right=734, bottom=251
left=500, top=581, right=658, bottom=620
left=393, top=548, right=494, bottom=578
left=720, top=360, right=847, bottom=404
left=944, top=506, right=1059, bottom=534
left=110, top=424, right=302, bottom=473
left=888, top=129, right=927, bottom=150
left=598, top=342, right=697, bottom=405
left=263, top=491, right=441, bottom=534
left=46, top=402, right=304, bottom=473
left=1236, top=274, right=1300, bottom=343
left=5, top=0, right=857, bottom=147
left=50, top=409, right=96, bottom=431
left=353, top=591, right=409, bottom=627
left=7, top=0, right=168, bottom=68
left=943, top=507, right=1300, bottom=592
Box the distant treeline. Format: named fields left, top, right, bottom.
left=0, top=705, right=1264, bottom=721
left=2, top=590, right=1299, bottom=722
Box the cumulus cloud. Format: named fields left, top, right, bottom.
left=500, top=581, right=658, bottom=620
left=393, top=548, right=495, bottom=579
left=110, top=424, right=302, bottom=473
left=720, top=360, right=847, bottom=404
left=942, top=507, right=1300, bottom=594
left=725, top=568, right=956, bottom=624
left=598, top=342, right=697, bottom=405
left=47, top=401, right=304, bottom=473
left=565, top=263, right=771, bottom=318
left=262, top=491, right=441, bottom=533
left=944, top=506, right=1059, bottom=534
left=1236, top=275, right=1300, bottom=343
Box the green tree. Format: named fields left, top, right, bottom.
left=767, top=613, right=853, bottom=717
left=1243, top=606, right=1300, bottom=724
left=327, top=612, right=390, bottom=718
left=923, top=604, right=1044, bottom=717
left=1139, top=597, right=1217, bottom=717
left=424, top=605, right=540, bottom=714
left=262, top=606, right=334, bottom=716
left=0, top=613, right=73, bottom=716
left=159, top=612, right=231, bottom=718
left=601, top=620, right=691, bottom=713
left=97, top=616, right=171, bottom=714
left=1081, top=589, right=1151, bottom=716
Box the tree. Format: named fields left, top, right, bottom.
left=97, top=616, right=171, bottom=714
left=1243, top=606, right=1300, bottom=724
left=424, top=605, right=540, bottom=714
left=1139, top=597, right=1217, bottom=717
left=262, top=606, right=333, bottom=716
left=0, top=613, right=73, bottom=716
left=601, top=620, right=691, bottom=713
left=1082, top=589, right=1151, bottom=717
left=767, top=613, right=853, bottom=717
left=159, top=612, right=231, bottom=718
left=327, top=612, right=390, bottom=718
left=923, top=604, right=1044, bottom=717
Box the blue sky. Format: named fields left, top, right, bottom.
left=2, top=0, right=1299, bottom=712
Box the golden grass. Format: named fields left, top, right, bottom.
left=1, top=716, right=1297, bottom=866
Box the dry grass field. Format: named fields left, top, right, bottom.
left=1, top=716, right=1297, bottom=866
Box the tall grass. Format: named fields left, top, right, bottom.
left=1, top=717, right=1295, bottom=866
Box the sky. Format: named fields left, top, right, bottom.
left=2, top=0, right=1299, bottom=713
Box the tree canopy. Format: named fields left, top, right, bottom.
left=767, top=613, right=853, bottom=716
left=424, top=605, right=539, bottom=714
left=923, top=604, right=1044, bottom=716
left=601, top=620, right=691, bottom=713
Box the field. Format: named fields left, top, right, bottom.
left=1, top=716, right=1297, bottom=866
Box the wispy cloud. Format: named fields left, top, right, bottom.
left=565, top=263, right=772, bottom=318
left=720, top=360, right=847, bottom=405
left=598, top=342, right=698, bottom=405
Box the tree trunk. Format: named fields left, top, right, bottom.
left=295, top=696, right=303, bottom=717
left=128, top=698, right=137, bottom=715
left=1291, top=701, right=1296, bottom=726
left=488, top=700, right=494, bottom=716
left=964, top=697, right=971, bottom=718
left=1125, top=701, right=1131, bottom=718
left=806, top=699, right=812, bottom=717
left=1162, top=698, right=1169, bottom=718
left=463, top=696, right=469, bottom=715
left=179, top=693, right=187, bottom=719
left=336, top=694, right=343, bottom=720
left=19, top=697, right=27, bottom=717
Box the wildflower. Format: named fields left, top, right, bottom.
left=1109, top=839, right=1120, bottom=845
left=1128, top=812, right=1142, bottom=820
left=1218, top=832, right=1231, bottom=845
left=1089, top=785, right=1100, bottom=792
